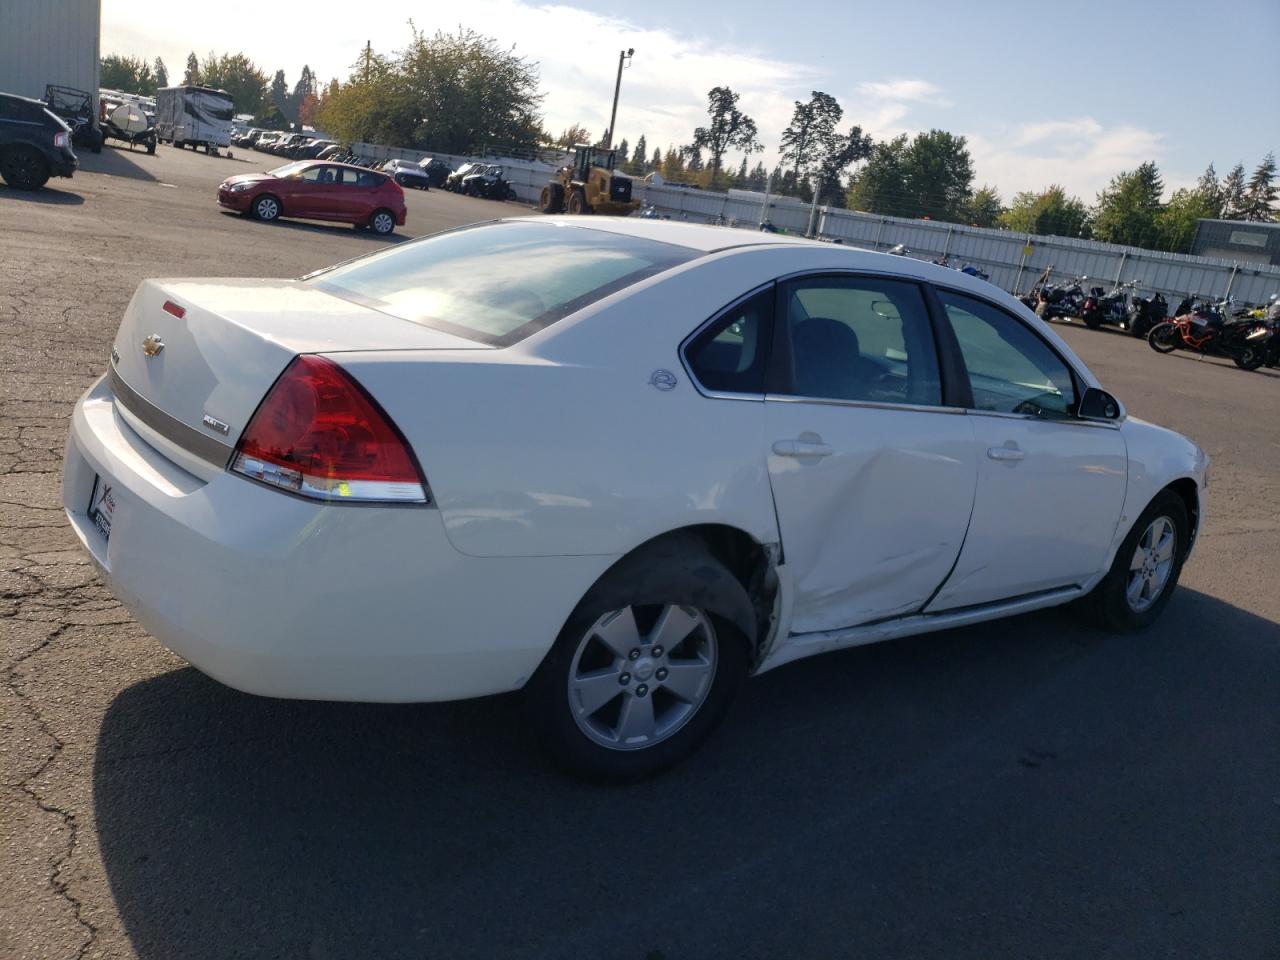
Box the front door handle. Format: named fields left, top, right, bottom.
left=773, top=439, right=834, bottom=459
left=987, top=444, right=1026, bottom=462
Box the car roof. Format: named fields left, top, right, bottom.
left=519, top=216, right=825, bottom=253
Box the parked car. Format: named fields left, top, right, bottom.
left=314, top=143, right=344, bottom=160
left=0, top=92, right=77, bottom=190
left=381, top=158, right=432, bottom=190
left=63, top=219, right=1208, bottom=781
left=217, top=160, right=406, bottom=234
left=418, top=156, right=452, bottom=187
left=460, top=163, right=517, bottom=200
left=293, top=139, right=336, bottom=160
left=444, top=161, right=484, bottom=191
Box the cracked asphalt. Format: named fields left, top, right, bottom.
left=1, top=144, right=1277, bottom=960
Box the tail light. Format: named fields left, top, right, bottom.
left=54, top=131, right=70, bottom=148
left=231, top=355, right=430, bottom=504
left=1083, top=297, right=1096, bottom=310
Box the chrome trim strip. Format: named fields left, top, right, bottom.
left=764, top=394, right=965, bottom=415
left=108, top=364, right=234, bottom=467
left=964, top=408, right=1121, bottom=430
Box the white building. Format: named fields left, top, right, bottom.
left=0, top=0, right=101, bottom=104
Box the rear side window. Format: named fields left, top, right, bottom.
left=311, top=222, right=697, bottom=346
left=684, top=287, right=773, bottom=395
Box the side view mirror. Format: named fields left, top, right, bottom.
left=1079, top=387, right=1124, bottom=422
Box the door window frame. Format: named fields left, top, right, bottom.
left=928, top=283, right=1120, bottom=431
left=679, top=282, right=777, bottom=402
left=766, top=270, right=969, bottom=413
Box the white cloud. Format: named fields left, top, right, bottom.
left=967, top=117, right=1170, bottom=200
left=855, top=79, right=948, bottom=104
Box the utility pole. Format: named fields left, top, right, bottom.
left=605, top=48, right=634, bottom=149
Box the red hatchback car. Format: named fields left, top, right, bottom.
left=218, top=161, right=407, bottom=234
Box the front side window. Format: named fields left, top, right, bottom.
left=938, top=290, right=1077, bottom=419
left=684, top=287, right=773, bottom=395
left=779, top=276, right=942, bottom=406
left=311, top=221, right=697, bottom=346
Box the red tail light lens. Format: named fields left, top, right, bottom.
left=231, top=355, right=429, bottom=503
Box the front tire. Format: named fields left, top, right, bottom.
left=1233, top=346, right=1265, bottom=371
left=1080, top=491, right=1189, bottom=631
left=567, top=189, right=590, bottom=215
left=525, top=537, right=752, bottom=781
left=539, top=182, right=564, bottom=213
left=0, top=146, right=50, bottom=190
left=1148, top=322, right=1179, bottom=353
left=252, top=194, right=281, bottom=221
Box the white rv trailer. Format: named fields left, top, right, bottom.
left=155, top=85, right=233, bottom=153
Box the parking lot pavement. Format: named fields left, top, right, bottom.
left=1, top=144, right=1277, bottom=960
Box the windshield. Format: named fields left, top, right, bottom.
left=267, top=161, right=312, bottom=179
left=309, top=221, right=697, bottom=346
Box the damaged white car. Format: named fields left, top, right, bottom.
left=63, top=218, right=1208, bottom=780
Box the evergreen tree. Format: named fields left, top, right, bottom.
left=650, top=147, right=661, bottom=172
left=1220, top=163, right=1247, bottom=219
left=184, top=52, right=200, bottom=84
left=1242, top=152, right=1277, bottom=221
left=1195, top=162, right=1223, bottom=219
left=1092, top=161, right=1165, bottom=247
left=153, top=57, right=168, bottom=89
left=616, top=138, right=629, bottom=166
left=779, top=91, right=842, bottom=182
left=631, top=135, right=647, bottom=173
left=691, top=86, right=760, bottom=188
left=270, top=70, right=290, bottom=117
left=737, top=156, right=748, bottom=183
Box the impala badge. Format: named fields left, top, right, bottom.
left=201, top=414, right=230, bottom=436
left=142, top=334, right=165, bottom=357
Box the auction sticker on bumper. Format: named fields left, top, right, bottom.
left=88, top=475, right=115, bottom=542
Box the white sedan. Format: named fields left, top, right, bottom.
left=63, top=219, right=1208, bottom=780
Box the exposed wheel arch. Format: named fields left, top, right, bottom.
left=1164, top=477, right=1201, bottom=551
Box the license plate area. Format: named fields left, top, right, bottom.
left=88, top=474, right=115, bottom=542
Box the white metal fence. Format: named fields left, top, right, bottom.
left=349, top=141, right=1280, bottom=306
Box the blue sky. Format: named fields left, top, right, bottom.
left=104, top=0, right=1279, bottom=200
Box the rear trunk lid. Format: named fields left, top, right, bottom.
left=109, top=278, right=486, bottom=465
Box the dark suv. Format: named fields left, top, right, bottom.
left=0, top=92, right=78, bottom=190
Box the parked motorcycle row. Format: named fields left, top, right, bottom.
left=1020, top=269, right=1280, bottom=372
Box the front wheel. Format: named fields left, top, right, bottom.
left=524, top=537, right=752, bottom=781
left=1148, top=322, right=1179, bottom=353
left=0, top=146, right=50, bottom=190
left=1130, top=316, right=1151, bottom=338
left=1082, top=308, right=1102, bottom=330
left=1080, top=490, right=1188, bottom=631
left=252, top=194, right=281, bottom=221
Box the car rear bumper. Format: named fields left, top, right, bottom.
left=52, top=149, right=78, bottom=178
left=63, top=374, right=610, bottom=702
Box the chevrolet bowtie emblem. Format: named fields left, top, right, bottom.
left=142, top=334, right=165, bottom=357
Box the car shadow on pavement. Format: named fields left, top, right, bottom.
left=217, top=210, right=408, bottom=243
left=0, top=184, right=85, bottom=205
left=78, top=147, right=158, bottom=182
left=93, top=588, right=1279, bottom=960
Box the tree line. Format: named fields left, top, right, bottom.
left=99, top=52, right=321, bottom=130
left=607, top=84, right=1276, bottom=253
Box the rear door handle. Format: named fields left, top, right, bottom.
left=773, top=439, right=834, bottom=458
left=987, top=445, right=1026, bottom=462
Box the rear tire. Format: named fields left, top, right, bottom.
left=369, top=208, right=396, bottom=235
left=525, top=536, right=753, bottom=781
left=1148, top=322, right=1179, bottom=353
left=1083, top=309, right=1102, bottom=330
left=1233, top=347, right=1265, bottom=371
left=1079, top=490, right=1189, bottom=632
left=539, top=182, right=564, bottom=213
left=1130, top=316, right=1150, bottom=338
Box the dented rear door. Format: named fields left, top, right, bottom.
left=764, top=274, right=979, bottom=635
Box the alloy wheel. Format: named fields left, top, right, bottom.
left=372, top=212, right=394, bottom=235
left=567, top=604, right=717, bottom=751
left=255, top=197, right=279, bottom=220
left=1125, top=516, right=1176, bottom=613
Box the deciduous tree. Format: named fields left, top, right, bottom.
left=962, top=185, right=1004, bottom=227
left=200, top=52, right=268, bottom=115
left=779, top=91, right=841, bottom=183
left=99, top=55, right=154, bottom=95
left=998, top=185, right=1090, bottom=237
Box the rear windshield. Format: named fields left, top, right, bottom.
left=309, top=221, right=698, bottom=346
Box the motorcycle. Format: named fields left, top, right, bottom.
left=1126, top=290, right=1168, bottom=338
left=1080, top=281, right=1136, bottom=330
left=1035, top=276, right=1087, bottom=321
left=1147, top=301, right=1272, bottom=370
